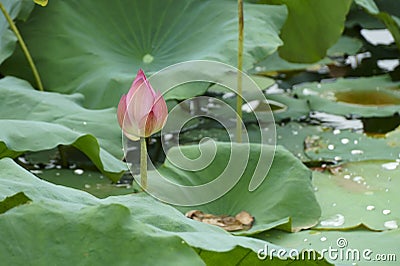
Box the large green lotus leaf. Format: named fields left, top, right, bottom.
left=1, top=203, right=206, bottom=265
left=274, top=122, right=400, bottom=163
left=346, top=3, right=384, bottom=29
left=213, top=93, right=311, bottom=138
left=252, top=52, right=329, bottom=75
left=175, top=121, right=314, bottom=162
left=304, top=128, right=400, bottom=162
left=275, top=122, right=324, bottom=162
left=387, top=125, right=400, bottom=144
left=253, top=36, right=363, bottom=73
left=151, top=142, right=321, bottom=233
left=267, top=94, right=311, bottom=123
left=260, top=0, right=352, bottom=63
left=208, top=74, right=275, bottom=96
left=0, top=192, right=31, bottom=214
left=164, top=82, right=210, bottom=101
left=313, top=161, right=400, bottom=231
left=37, top=169, right=138, bottom=199
left=327, top=36, right=365, bottom=57
left=0, top=76, right=125, bottom=181
left=0, top=158, right=329, bottom=264
left=1, top=0, right=287, bottom=108
left=0, top=0, right=34, bottom=64
left=200, top=247, right=332, bottom=265
left=259, top=229, right=399, bottom=266
left=293, top=75, right=400, bottom=118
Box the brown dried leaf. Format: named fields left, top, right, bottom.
left=235, top=211, right=254, bottom=226
left=185, top=210, right=254, bottom=232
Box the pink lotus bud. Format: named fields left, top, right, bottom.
left=117, top=69, right=168, bottom=140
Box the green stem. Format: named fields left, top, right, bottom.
left=236, top=0, right=244, bottom=143
left=58, top=145, right=68, bottom=168
left=140, top=137, right=148, bottom=189
left=0, top=3, right=44, bottom=91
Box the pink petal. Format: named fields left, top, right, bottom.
left=117, top=94, right=141, bottom=140
left=140, top=111, right=157, bottom=137
left=117, top=94, right=127, bottom=128
left=151, top=92, right=168, bottom=132
left=127, top=69, right=146, bottom=101
left=123, top=130, right=140, bottom=141
left=122, top=113, right=142, bottom=140
left=143, top=76, right=156, bottom=98
left=127, top=83, right=156, bottom=124
left=126, top=69, right=156, bottom=101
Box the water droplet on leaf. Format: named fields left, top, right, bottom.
left=366, top=205, right=375, bottom=211
left=384, top=220, right=398, bottom=229
left=351, top=149, right=364, bottom=155
left=320, top=214, right=345, bottom=227
left=381, top=162, right=399, bottom=170
left=341, top=138, right=349, bottom=144
left=74, top=169, right=84, bottom=175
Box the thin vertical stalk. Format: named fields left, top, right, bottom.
left=140, top=137, right=148, bottom=189
left=58, top=145, right=69, bottom=168
left=0, top=3, right=44, bottom=91
left=236, top=0, right=244, bottom=143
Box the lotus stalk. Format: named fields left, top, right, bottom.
left=0, top=3, right=44, bottom=91
left=236, top=0, right=244, bottom=143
